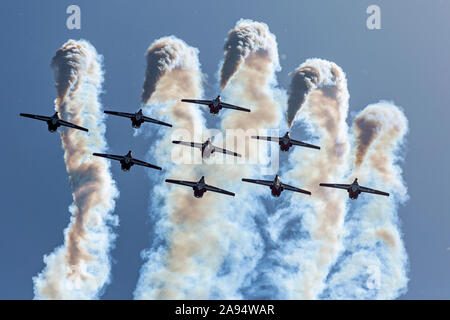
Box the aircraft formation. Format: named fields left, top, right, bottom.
left=20, top=96, right=390, bottom=200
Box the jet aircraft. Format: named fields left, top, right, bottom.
left=242, top=175, right=311, bottom=197
left=319, top=178, right=389, bottom=199
left=172, top=137, right=241, bottom=158
left=165, top=176, right=235, bottom=198
left=92, top=150, right=162, bottom=171
left=251, top=131, right=320, bottom=152
left=181, top=95, right=251, bottom=114
left=20, top=112, right=88, bottom=133
left=104, top=109, right=172, bottom=128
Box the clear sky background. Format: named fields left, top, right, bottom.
left=0, top=0, right=449, bottom=299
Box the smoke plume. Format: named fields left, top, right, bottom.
left=260, top=59, right=351, bottom=299
left=135, top=36, right=216, bottom=299
left=220, top=19, right=280, bottom=91
left=323, top=101, right=409, bottom=299
left=33, top=40, right=119, bottom=299
left=211, top=19, right=286, bottom=298
left=286, top=66, right=319, bottom=128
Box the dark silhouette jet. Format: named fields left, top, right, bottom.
left=251, top=131, right=320, bottom=152
left=104, top=109, right=172, bottom=128
left=172, top=137, right=241, bottom=159
left=181, top=95, right=251, bottom=115
left=320, top=178, right=389, bottom=200
left=165, top=176, right=235, bottom=198
left=92, top=150, right=161, bottom=171
left=20, top=112, right=88, bottom=133
left=242, top=175, right=311, bottom=197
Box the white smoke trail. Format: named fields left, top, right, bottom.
left=33, top=40, right=119, bottom=299
left=323, top=101, right=409, bottom=299
left=134, top=36, right=226, bottom=299
left=220, top=19, right=283, bottom=129
left=209, top=19, right=287, bottom=298
left=258, top=58, right=351, bottom=299
left=220, top=19, right=278, bottom=90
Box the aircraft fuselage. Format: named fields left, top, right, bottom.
left=279, top=140, right=292, bottom=152
left=208, top=104, right=222, bottom=114
left=120, top=152, right=133, bottom=171
left=279, top=133, right=292, bottom=152
left=120, top=160, right=133, bottom=171
left=348, top=189, right=361, bottom=199
left=208, top=96, right=222, bottom=114
left=47, top=122, right=59, bottom=132
left=131, top=111, right=145, bottom=128
left=193, top=180, right=207, bottom=198
left=131, top=118, right=144, bottom=128
left=193, top=186, right=206, bottom=198
left=269, top=176, right=283, bottom=197
left=270, top=186, right=282, bottom=197
left=348, top=180, right=361, bottom=199
left=46, top=114, right=60, bottom=132
left=201, top=140, right=215, bottom=158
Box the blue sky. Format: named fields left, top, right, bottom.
left=1, top=0, right=449, bottom=299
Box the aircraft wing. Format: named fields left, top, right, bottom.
left=131, top=158, right=162, bottom=170
left=290, top=139, right=320, bottom=150
left=281, top=183, right=311, bottom=195
left=104, top=110, right=134, bottom=119
left=213, top=146, right=241, bottom=157
left=359, top=186, right=390, bottom=197
left=204, top=184, right=235, bottom=197
left=251, top=136, right=280, bottom=142
left=165, top=179, right=197, bottom=188
left=172, top=141, right=203, bottom=149
left=20, top=113, right=51, bottom=122
left=319, top=183, right=351, bottom=190
left=181, top=99, right=212, bottom=106
left=219, top=102, right=251, bottom=113
left=58, top=119, right=89, bottom=132
left=92, top=153, right=124, bottom=162
left=142, top=116, right=172, bottom=127
left=241, top=178, right=273, bottom=187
